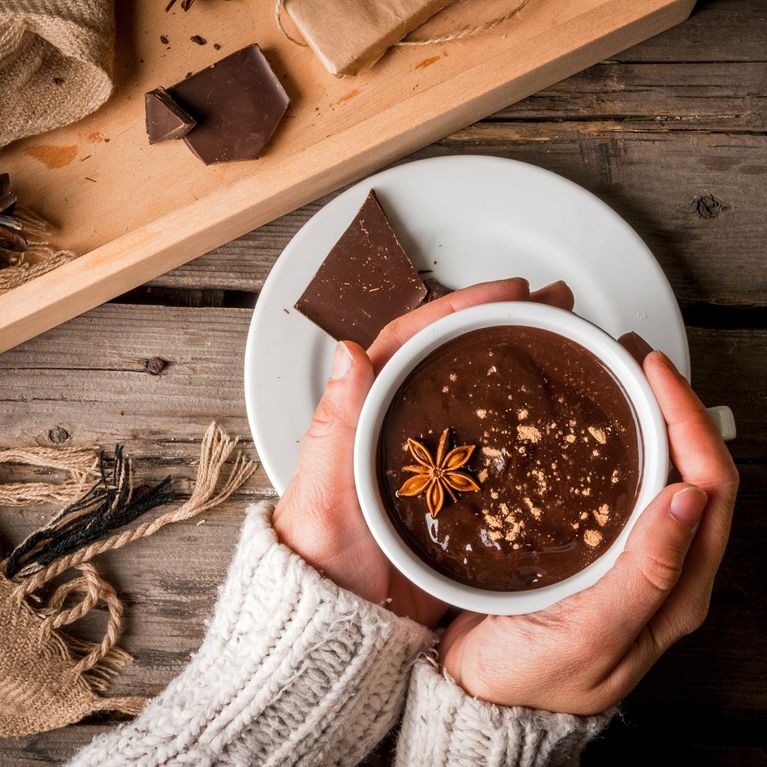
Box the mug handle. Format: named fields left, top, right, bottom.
left=706, top=405, right=737, bottom=442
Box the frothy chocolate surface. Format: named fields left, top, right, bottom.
left=377, top=326, right=641, bottom=591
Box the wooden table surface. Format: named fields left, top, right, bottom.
left=1, top=0, right=765, bottom=764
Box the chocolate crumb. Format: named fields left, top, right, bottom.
left=593, top=504, right=610, bottom=526
left=588, top=426, right=607, bottom=444
left=190, top=35, right=207, bottom=45
left=583, top=529, right=603, bottom=547
left=517, top=425, right=541, bottom=443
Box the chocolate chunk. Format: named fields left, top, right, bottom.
left=617, top=331, right=654, bottom=366
left=168, top=44, right=289, bottom=165
left=423, top=276, right=453, bottom=302
left=190, top=35, right=206, bottom=45
left=295, top=191, right=427, bottom=348
left=145, top=88, right=196, bottom=143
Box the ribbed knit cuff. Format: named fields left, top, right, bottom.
left=70, top=502, right=434, bottom=767
left=396, top=658, right=615, bottom=767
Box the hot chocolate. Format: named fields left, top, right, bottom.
left=377, top=326, right=642, bottom=591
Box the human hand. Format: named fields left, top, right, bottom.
left=439, top=351, right=739, bottom=714
left=273, top=278, right=574, bottom=628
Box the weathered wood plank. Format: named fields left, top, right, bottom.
left=0, top=304, right=272, bottom=496
left=1, top=462, right=763, bottom=766
left=614, top=0, right=767, bottom=63
left=148, top=124, right=766, bottom=307
left=0, top=305, right=763, bottom=461
left=495, top=62, right=766, bottom=131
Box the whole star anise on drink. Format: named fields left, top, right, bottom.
left=398, top=428, right=480, bottom=517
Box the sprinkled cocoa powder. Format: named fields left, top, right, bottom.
left=377, top=326, right=642, bottom=591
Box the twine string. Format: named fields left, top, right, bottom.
left=0, top=207, right=75, bottom=293
left=14, top=423, right=257, bottom=596
left=274, top=0, right=531, bottom=50
left=274, top=0, right=308, bottom=46
left=38, top=563, right=124, bottom=675
left=0, top=445, right=100, bottom=507
left=2, top=422, right=257, bottom=683
left=397, top=0, right=531, bottom=46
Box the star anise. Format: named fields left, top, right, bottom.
left=398, top=428, right=480, bottom=518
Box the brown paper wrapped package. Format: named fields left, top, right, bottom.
left=284, top=0, right=454, bottom=76
left=0, top=0, right=115, bottom=149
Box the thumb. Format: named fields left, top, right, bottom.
left=306, top=340, right=375, bottom=441
left=562, top=482, right=707, bottom=657
left=293, top=341, right=375, bottom=503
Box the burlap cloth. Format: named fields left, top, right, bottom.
left=0, top=0, right=115, bottom=150
left=0, top=424, right=257, bottom=737
left=0, top=572, right=143, bottom=737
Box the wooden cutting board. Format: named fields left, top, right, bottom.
left=0, top=0, right=695, bottom=352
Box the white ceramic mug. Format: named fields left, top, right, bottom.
left=354, top=302, right=735, bottom=615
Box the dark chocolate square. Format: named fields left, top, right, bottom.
left=168, top=44, right=289, bottom=165
left=295, top=190, right=427, bottom=348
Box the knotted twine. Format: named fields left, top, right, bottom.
left=0, top=422, right=257, bottom=737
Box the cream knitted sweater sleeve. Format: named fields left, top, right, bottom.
left=70, top=501, right=612, bottom=767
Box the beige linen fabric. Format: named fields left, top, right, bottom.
left=0, top=0, right=115, bottom=149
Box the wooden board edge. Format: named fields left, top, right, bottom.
left=0, top=0, right=696, bottom=354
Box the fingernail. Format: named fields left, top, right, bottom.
left=670, top=486, right=708, bottom=527
left=538, top=279, right=567, bottom=292
left=330, top=341, right=353, bottom=380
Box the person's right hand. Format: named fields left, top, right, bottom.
left=440, top=351, right=739, bottom=714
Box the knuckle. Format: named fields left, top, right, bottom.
left=639, top=552, right=683, bottom=595
left=725, top=464, right=740, bottom=493
left=306, top=399, right=341, bottom=441
left=685, top=598, right=711, bottom=634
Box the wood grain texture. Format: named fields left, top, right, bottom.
left=1, top=1, right=765, bottom=764
left=0, top=304, right=763, bottom=461
left=149, top=124, right=767, bottom=308
left=0, top=0, right=698, bottom=352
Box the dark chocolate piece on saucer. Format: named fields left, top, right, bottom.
left=168, top=44, right=290, bottom=165
left=295, top=190, right=428, bottom=348
left=145, top=88, right=196, bottom=144
left=618, top=331, right=654, bottom=366
left=423, top=275, right=453, bottom=302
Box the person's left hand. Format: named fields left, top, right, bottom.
left=273, top=278, right=575, bottom=629
left=438, top=350, right=739, bottom=714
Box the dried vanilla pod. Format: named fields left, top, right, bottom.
left=0, top=173, right=28, bottom=264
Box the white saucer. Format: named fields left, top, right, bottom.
left=244, top=156, right=689, bottom=494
